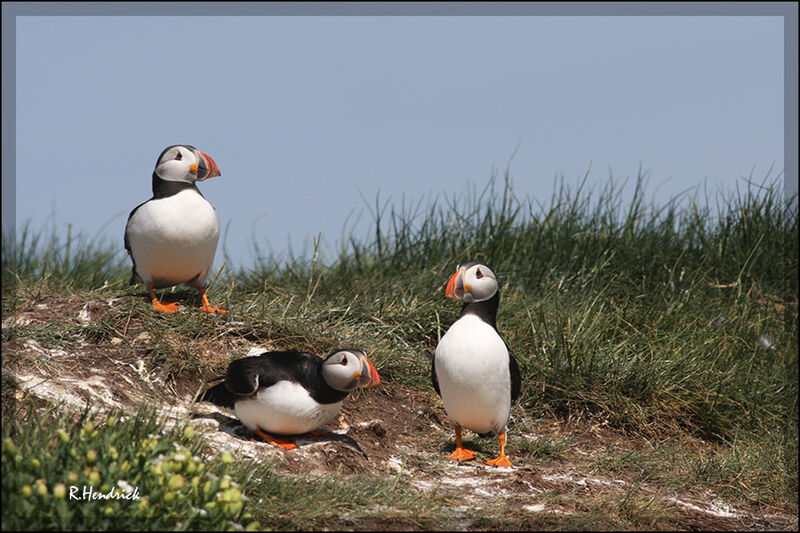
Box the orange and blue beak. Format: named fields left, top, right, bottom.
left=445, top=266, right=465, bottom=299
left=193, top=150, right=221, bottom=181
left=356, top=355, right=381, bottom=388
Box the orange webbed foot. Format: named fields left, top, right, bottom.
left=254, top=428, right=298, bottom=450
left=448, top=446, right=477, bottom=462
left=153, top=300, right=180, bottom=313
left=199, top=291, right=228, bottom=313
left=147, top=283, right=180, bottom=313
left=448, top=426, right=477, bottom=462
left=484, top=432, right=512, bottom=467
left=485, top=455, right=513, bottom=468
left=200, top=305, right=228, bottom=314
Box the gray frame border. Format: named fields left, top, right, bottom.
left=3, top=2, right=797, bottom=244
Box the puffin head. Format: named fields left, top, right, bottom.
left=444, top=261, right=498, bottom=303
left=321, top=349, right=381, bottom=392
left=154, top=144, right=221, bottom=184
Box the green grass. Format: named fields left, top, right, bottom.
left=3, top=168, right=798, bottom=525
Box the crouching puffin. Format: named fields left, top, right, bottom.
left=432, top=261, right=522, bottom=467
left=200, top=349, right=381, bottom=449
left=124, top=144, right=226, bottom=313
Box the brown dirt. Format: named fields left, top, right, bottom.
left=2, top=295, right=797, bottom=531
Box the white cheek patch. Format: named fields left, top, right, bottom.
left=157, top=160, right=195, bottom=183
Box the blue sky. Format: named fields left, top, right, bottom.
left=10, top=13, right=787, bottom=270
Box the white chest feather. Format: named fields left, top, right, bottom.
left=126, top=189, right=220, bottom=286
left=234, top=381, right=343, bottom=436
left=435, top=314, right=511, bottom=434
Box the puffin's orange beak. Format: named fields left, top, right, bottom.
left=195, top=151, right=221, bottom=181
left=358, top=356, right=381, bottom=388
left=364, top=357, right=381, bottom=387
left=445, top=269, right=463, bottom=299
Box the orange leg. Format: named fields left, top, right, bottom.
left=198, top=287, right=228, bottom=314
left=484, top=432, right=512, bottom=467
left=254, top=428, right=297, bottom=450
left=147, top=282, right=180, bottom=313
left=447, top=426, right=477, bottom=462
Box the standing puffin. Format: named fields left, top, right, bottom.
left=200, top=349, right=381, bottom=449
left=124, top=144, right=226, bottom=313
left=432, top=261, right=522, bottom=467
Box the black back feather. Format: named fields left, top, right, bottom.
left=200, top=351, right=351, bottom=408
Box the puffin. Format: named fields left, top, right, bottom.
left=124, top=144, right=226, bottom=314
left=200, top=349, right=381, bottom=449
left=432, top=261, right=522, bottom=467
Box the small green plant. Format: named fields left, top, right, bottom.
left=1, top=404, right=260, bottom=531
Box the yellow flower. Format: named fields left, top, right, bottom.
left=67, top=470, right=79, bottom=484
left=183, top=425, right=195, bottom=440
left=109, top=446, right=119, bottom=461
left=81, top=421, right=95, bottom=436
left=57, top=429, right=70, bottom=444
left=137, top=497, right=149, bottom=512
left=168, top=474, right=186, bottom=491
left=86, top=449, right=98, bottom=463
left=35, top=479, right=48, bottom=497
left=30, top=458, right=41, bottom=469
left=245, top=521, right=261, bottom=531
left=2, top=438, right=16, bottom=457
left=53, top=483, right=66, bottom=499
left=106, top=416, right=117, bottom=428
left=221, top=450, right=234, bottom=465
left=21, top=484, right=33, bottom=498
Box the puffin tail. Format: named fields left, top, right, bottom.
left=199, top=381, right=236, bottom=410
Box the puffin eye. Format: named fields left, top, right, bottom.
left=340, top=357, right=348, bottom=366
left=175, top=152, right=183, bottom=161
left=476, top=268, right=483, bottom=279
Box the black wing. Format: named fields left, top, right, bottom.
left=228, top=351, right=319, bottom=393
left=200, top=351, right=315, bottom=409
left=200, top=379, right=236, bottom=409
left=430, top=350, right=441, bottom=397
left=203, top=351, right=347, bottom=406
left=124, top=201, right=147, bottom=286
left=508, top=347, right=522, bottom=404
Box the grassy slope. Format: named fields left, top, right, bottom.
left=3, top=170, right=798, bottom=529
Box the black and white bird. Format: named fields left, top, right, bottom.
left=124, top=144, right=226, bottom=313
left=432, top=261, right=522, bottom=467
left=200, top=349, right=381, bottom=449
